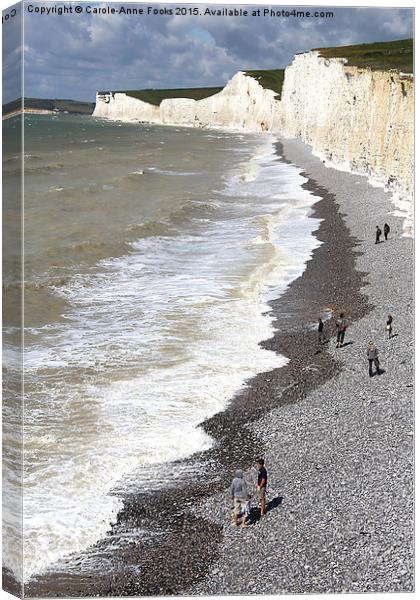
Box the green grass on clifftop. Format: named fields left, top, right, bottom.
left=244, top=69, right=285, bottom=99
left=113, top=70, right=285, bottom=105
left=120, top=87, right=223, bottom=106
left=101, top=40, right=410, bottom=110
left=314, top=39, right=413, bottom=73
left=3, top=97, right=95, bottom=116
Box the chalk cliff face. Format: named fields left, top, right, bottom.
left=162, top=72, right=280, bottom=130
left=93, top=92, right=161, bottom=123
left=93, top=72, right=281, bottom=132
left=280, top=51, right=414, bottom=234
left=93, top=55, right=413, bottom=234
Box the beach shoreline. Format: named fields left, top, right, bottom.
left=2, top=109, right=56, bottom=120
left=192, top=139, right=414, bottom=595
left=16, top=136, right=414, bottom=597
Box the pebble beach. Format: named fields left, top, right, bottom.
left=23, top=136, right=414, bottom=597
left=191, top=138, right=414, bottom=595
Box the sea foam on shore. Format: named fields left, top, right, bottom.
left=193, top=137, right=414, bottom=595
left=4, top=117, right=323, bottom=583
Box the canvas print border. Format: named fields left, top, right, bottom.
left=1, top=1, right=415, bottom=596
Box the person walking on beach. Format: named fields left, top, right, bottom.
left=318, top=317, right=327, bottom=343
left=335, top=312, right=348, bottom=348
left=386, top=314, right=393, bottom=339
left=384, top=223, right=390, bottom=241
left=256, top=458, right=268, bottom=517
left=231, top=470, right=249, bottom=528
left=375, top=225, right=382, bottom=244
left=367, top=340, right=381, bottom=377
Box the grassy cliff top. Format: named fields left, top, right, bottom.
left=313, top=39, right=413, bottom=73
left=100, top=40, right=411, bottom=110
left=107, top=69, right=285, bottom=105
left=114, top=87, right=223, bottom=106
left=3, top=97, right=95, bottom=116
left=244, top=69, right=285, bottom=99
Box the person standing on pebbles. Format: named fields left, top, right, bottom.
left=335, top=312, right=348, bottom=348
left=318, top=317, right=327, bottom=343
left=231, top=470, right=249, bottom=528
left=256, top=458, right=268, bottom=517
left=386, top=314, right=393, bottom=339
left=375, top=225, right=382, bottom=244
left=367, top=340, right=381, bottom=377
left=384, top=223, right=390, bottom=240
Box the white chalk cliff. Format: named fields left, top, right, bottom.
left=93, top=53, right=413, bottom=234
left=93, top=91, right=161, bottom=123
left=280, top=51, right=414, bottom=235
left=94, top=72, right=280, bottom=131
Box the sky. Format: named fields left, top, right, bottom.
left=1, top=1, right=414, bottom=103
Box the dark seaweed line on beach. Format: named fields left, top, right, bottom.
left=19, top=143, right=372, bottom=598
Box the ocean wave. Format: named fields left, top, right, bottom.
left=12, top=129, right=324, bottom=584
left=3, top=154, right=20, bottom=163
left=3, top=276, right=72, bottom=291
left=167, top=199, right=222, bottom=223
left=126, top=220, right=172, bottom=238
left=147, top=168, right=199, bottom=177
left=64, top=238, right=131, bottom=260
left=125, top=201, right=222, bottom=239
left=250, top=209, right=290, bottom=243
left=9, top=162, right=66, bottom=176
left=24, top=154, right=42, bottom=160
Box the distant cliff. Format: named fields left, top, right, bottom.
left=93, top=40, right=413, bottom=234
left=93, top=72, right=281, bottom=132
left=3, top=97, right=95, bottom=117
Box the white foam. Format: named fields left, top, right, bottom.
left=12, top=133, right=322, bottom=583
left=312, top=148, right=413, bottom=238
left=390, top=191, right=414, bottom=237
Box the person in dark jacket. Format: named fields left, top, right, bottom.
left=384, top=223, right=390, bottom=240
left=386, top=314, right=393, bottom=339
left=256, top=458, right=268, bottom=517
left=318, top=317, right=326, bottom=343
left=335, top=312, right=348, bottom=348
left=231, top=470, right=249, bottom=528
left=375, top=226, right=382, bottom=244
left=367, top=341, right=380, bottom=377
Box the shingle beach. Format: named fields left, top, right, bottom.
left=24, top=137, right=414, bottom=597
left=191, top=138, right=414, bottom=595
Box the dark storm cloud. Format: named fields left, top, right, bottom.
left=8, top=2, right=414, bottom=102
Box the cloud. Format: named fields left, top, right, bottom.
left=2, top=4, right=24, bottom=103
left=4, top=3, right=413, bottom=103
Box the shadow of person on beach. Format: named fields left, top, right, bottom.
left=370, top=368, right=386, bottom=377
left=267, top=496, right=283, bottom=513
left=340, top=341, right=354, bottom=348
left=314, top=338, right=333, bottom=355
left=247, top=496, right=283, bottom=525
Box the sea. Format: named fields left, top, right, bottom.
left=2, top=113, right=321, bottom=582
